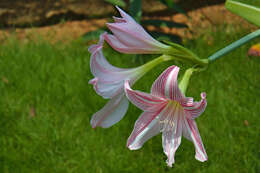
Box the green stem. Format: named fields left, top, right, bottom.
left=208, top=29, right=260, bottom=62
left=179, top=68, right=195, bottom=94
left=136, top=54, right=173, bottom=77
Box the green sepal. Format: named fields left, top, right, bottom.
left=179, top=68, right=194, bottom=95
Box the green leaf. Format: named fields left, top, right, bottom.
left=129, top=0, right=142, bottom=23
left=105, top=0, right=126, bottom=7
left=81, top=29, right=106, bottom=42
left=142, top=19, right=187, bottom=28
left=225, top=0, right=260, bottom=27
left=158, top=0, right=186, bottom=15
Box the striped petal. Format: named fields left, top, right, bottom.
left=182, top=92, right=207, bottom=119
left=90, top=94, right=129, bottom=128
left=105, top=6, right=170, bottom=54
left=104, top=34, right=157, bottom=54
left=124, top=80, right=167, bottom=112
left=182, top=117, right=208, bottom=162
left=127, top=103, right=173, bottom=150
left=151, top=65, right=184, bottom=101
left=162, top=102, right=183, bottom=167
left=107, top=22, right=156, bottom=48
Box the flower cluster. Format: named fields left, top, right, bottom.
left=89, top=6, right=208, bottom=167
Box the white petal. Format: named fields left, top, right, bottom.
left=162, top=102, right=183, bottom=167
left=92, top=78, right=124, bottom=99
left=127, top=112, right=161, bottom=150
left=90, top=94, right=129, bottom=128
left=182, top=117, right=208, bottom=162
left=127, top=102, right=173, bottom=150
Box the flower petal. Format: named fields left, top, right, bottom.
left=90, top=78, right=124, bottom=99
left=162, top=102, right=183, bottom=167
left=113, top=16, right=126, bottom=23
left=182, top=117, right=208, bottom=162
left=90, top=94, right=129, bottom=128
left=183, top=92, right=207, bottom=119
left=89, top=33, right=126, bottom=80
left=115, top=6, right=136, bottom=23
left=106, top=23, right=156, bottom=48
left=104, top=34, right=157, bottom=54
left=105, top=6, right=170, bottom=54
left=151, top=65, right=184, bottom=101
left=124, top=80, right=167, bottom=112
left=89, top=33, right=142, bottom=98
left=127, top=112, right=161, bottom=150
left=127, top=103, right=172, bottom=150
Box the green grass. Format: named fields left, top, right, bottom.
left=0, top=27, right=259, bottom=173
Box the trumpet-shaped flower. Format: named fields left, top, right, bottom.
left=89, top=33, right=169, bottom=128
left=124, top=65, right=207, bottom=167
left=104, top=6, right=171, bottom=54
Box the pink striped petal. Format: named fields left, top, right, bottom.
left=127, top=103, right=173, bottom=150
left=106, top=23, right=158, bottom=48
left=183, top=92, right=207, bottom=119
left=127, top=112, right=161, bottom=150
left=124, top=80, right=167, bottom=112
left=105, top=7, right=170, bottom=54
left=162, top=102, right=183, bottom=167
left=90, top=94, right=129, bottom=128
left=151, top=65, right=184, bottom=101
left=104, top=34, right=157, bottom=54
left=182, top=117, right=208, bottom=162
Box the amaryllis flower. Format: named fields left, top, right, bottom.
left=89, top=33, right=167, bottom=128
left=124, top=65, right=208, bottom=167
left=104, top=6, right=171, bottom=54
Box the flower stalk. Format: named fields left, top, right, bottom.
left=208, top=29, right=260, bottom=62
left=164, top=40, right=209, bottom=67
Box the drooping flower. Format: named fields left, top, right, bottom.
left=124, top=65, right=207, bottom=167
left=104, top=6, right=171, bottom=54
left=89, top=33, right=171, bottom=128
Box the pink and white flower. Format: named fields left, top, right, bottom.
left=89, top=33, right=165, bottom=128
left=104, top=6, right=171, bottom=54
left=124, top=65, right=208, bottom=167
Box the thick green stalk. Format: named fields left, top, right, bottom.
left=136, top=54, right=173, bottom=77
left=208, top=29, right=260, bottom=62
left=164, top=41, right=209, bottom=67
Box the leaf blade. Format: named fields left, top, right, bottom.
left=225, top=0, right=260, bottom=27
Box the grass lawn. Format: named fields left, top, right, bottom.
left=0, top=26, right=259, bottom=173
